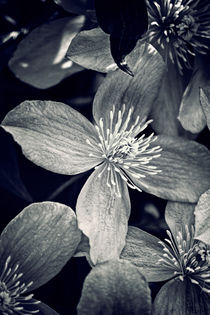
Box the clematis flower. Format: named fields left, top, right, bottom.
left=1, top=48, right=210, bottom=264
left=0, top=201, right=81, bottom=314
left=121, top=192, right=210, bottom=314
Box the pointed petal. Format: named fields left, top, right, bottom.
left=67, top=27, right=118, bottom=73
left=121, top=226, right=174, bottom=282
left=77, top=260, right=152, bottom=315
left=178, top=67, right=208, bottom=133
left=93, top=44, right=165, bottom=129
left=194, top=189, right=210, bottom=246
left=76, top=163, right=130, bottom=265
left=150, top=63, right=187, bottom=136
left=165, top=201, right=195, bottom=237
left=200, top=87, right=210, bottom=130
left=153, top=278, right=210, bottom=315
left=1, top=100, right=102, bottom=175
left=9, top=17, right=84, bottom=89
left=127, top=136, right=210, bottom=202
left=0, top=202, right=81, bottom=291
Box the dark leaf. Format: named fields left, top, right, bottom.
left=95, top=0, right=148, bottom=75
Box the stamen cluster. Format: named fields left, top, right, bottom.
left=158, top=225, right=210, bottom=293
left=0, top=256, right=40, bottom=314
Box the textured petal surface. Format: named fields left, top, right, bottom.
left=200, top=87, right=210, bottom=130
left=128, top=136, right=210, bottom=202
left=153, top=278, right=210, bottom=315
left=121, top=226, right=174, bottom=282
left=9, top=17, right=84, bottom=89
left=0, top=202, right=81, bottom=291
left=93, top=43, right=165, bottom=129
left=76, top=163, right=130, bottom=265
left=165, top=201, right=195, bottom=237
left=67, top=27, right=117, bottom=72
left=27, top=300, right=59, bottom=315
left=194, top=189, right=210, bottom=246
left=1, top=100, right=102, bottom=175
left=77, top=260, right=151, bottom=315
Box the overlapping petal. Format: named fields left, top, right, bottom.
left=200, top=87, right=210, bottom=130
left=0, top=202, right=81, bottom=291
left=121, top=226, right=174, bottom=282
left=1, top=100, right=102, bottom=175
left=194, top=189, right=210, bottom=246
left=93, top=44, right=165, bottom=130
left=9, top=17, right=84, bottom=89
left=76, top=163, right=130, bottom=265
left=126, top=136, right=210, bottom=202
left=153, top=278, right=210, bottom=315
left=77, top=260, right=151, bottom=315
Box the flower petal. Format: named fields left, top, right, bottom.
left=27, top=300, right=59, bottom=315
left=150, top=64, right=187, bottom=136
left=153, top=278, right=210, bottom=315
left=200, top=87, right=210, bottom=131
left=127, top=136, right=210, bottom=202
left=67, top=27, right=118, bottom=72
left=9, top=17, right=84, bottom=89
left=77, top=260, right=152, bottom=315
left=76, top=163, right=130, bottom=265
left=0, top=201, right=81, bottom=291
left=1, top=100, right=102, bottom=175
left=178, top=68, right=208, bottom=133
left=93, top=43, right=165, bottom=129
left=54, top=0, right=94, bottom=14
left=165, top=201, right=195, bottom=237
left=194, top=189, right=210, bottom=246
left=121, top=226, right=174, bottom=282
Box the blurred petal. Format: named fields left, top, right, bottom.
left=93, top=44, right=165, bottom=129
left=76, top=163, right=130, bottom=265
left=0, top=202, right=81, bottom=291
left=77, top=260, right=151, bottom=315
left=200, top=87, right=210, bottom=130
left=194, top=189, right=210, bottom=246
left=9, top=17, right=84, bottom=89
left=67, top=27, right=117, bottom=73
left=1, top=100, right=101, bottom=175
left=178, top=66, right=210, bottom=133
left=153, top=278, right=210, bottom=315
left=127, top=136, right=210, bottom=202
left=121, top=226, right=174, bottom=282
left=165, top=201, right=195, bottom=237
left=150, top=63, right=187, bottom=136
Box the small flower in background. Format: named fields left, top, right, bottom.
left=1, top=48, right=210, bottom=265
left=146, top=0, right=210, bottom=72
left=0, top=201, right=81, bottom=314
left=121, top=190, right=210, bottom=314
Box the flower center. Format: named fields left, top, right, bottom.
left=88, top=104, right=162, bottom=197
left=0, top=256, right=40, bottom=314
left=158, top=226, right=210, bottom=293
left=147, top=0, right=210, bottom=72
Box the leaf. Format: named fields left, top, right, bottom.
left=76, top=163, right=130, bottom=265
left=1, top=100, right=102, bottom=175
left=153, top=278, right=210, bottom=315
left=9, top=17, right=84, bottom=89
left=67, top=27, right=118, bottom=73
left=0, top=128, right=32, bottom=201
left=93, top=43, right=165, bottom=128
left=95, top=0, right=148, bottom=75
left=165, top=201, right=195, bottom=238
left=0, top=202, right=81, bottom=291
left=121, top=226, right=174, bottom=282
left=194, top=189, right=210, bottom=246
left=127, top=136, right=210, bottom=202
left=77, top=260, right=151, bottom=315
left=200, top=87, right=210, bottom=130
